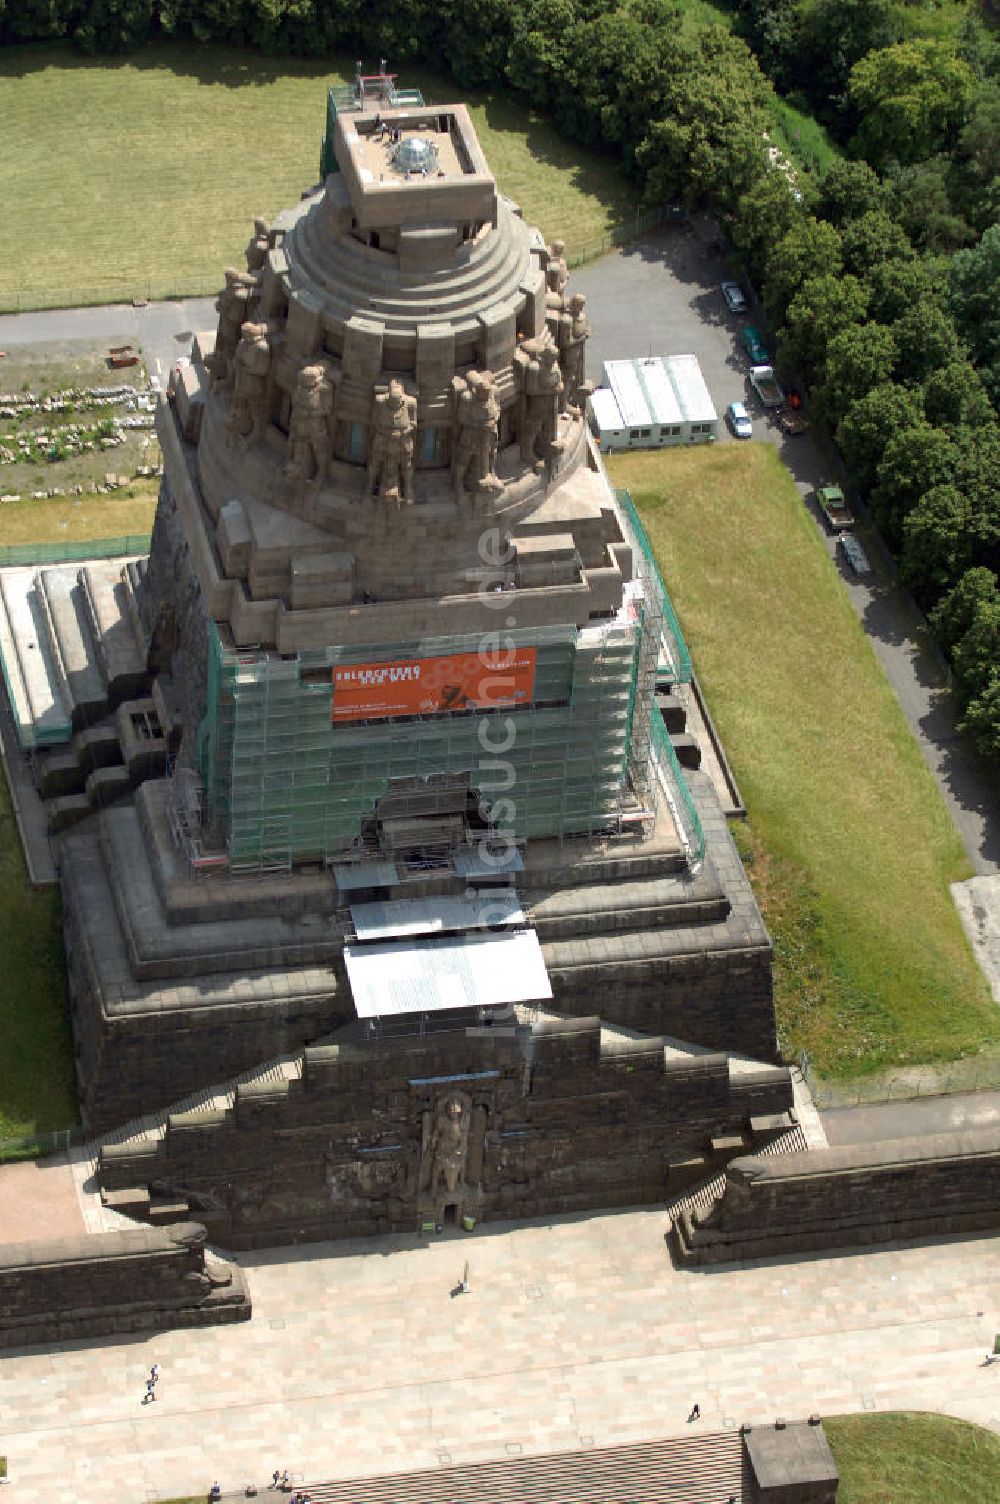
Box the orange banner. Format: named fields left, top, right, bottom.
left=332, top=648, right=536, bottom=723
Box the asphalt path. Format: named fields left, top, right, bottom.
left=1, top=234, right=997, bottom=872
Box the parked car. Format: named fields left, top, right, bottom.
left=741, top=325, right=768, bottom=363
left=839, top=533, right=872, bottom=576
left=721, top=281, right=748, bottom=314
left=726, top=400, right=753, bottom=439
left=813, top=484, right=854, bottom=532
left=777, top=407, right=810, bottom=436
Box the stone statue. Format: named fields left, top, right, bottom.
left=284, top=364, right=335, bottom=487
left=245, top=217, right=270, bottom=275
left=366, top=379, right=417, bottom=504
left=225, top=322, right=271, bottom=446
left=516, top=337, right=563, bottom=467
left=546, top=238, right=569, bottom=304
left=558, top=292, right=590, bottom=412
left=452, top=370, right=500, bottom=499
left=421, top=1092, right=472, bottom=1195
left=207, top=267, right=254, bottom=390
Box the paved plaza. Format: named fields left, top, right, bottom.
left=1, top=1206, right=998, bottom=1502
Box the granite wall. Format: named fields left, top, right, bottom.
left=0, top=1222, right=250, bottom=1349
left=672, top=1128, right=1000, bottom=1265
left=98, top=1017, right=795, bottom=1248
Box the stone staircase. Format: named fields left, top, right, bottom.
left=663, top=1118, right=809, bottom=1241
left=293, top=1431, right=744, bottom=1504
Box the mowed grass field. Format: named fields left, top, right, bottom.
left=0, top=42, right=640, bottom=311
left=825, top=1413, right=1000, bottom=1503
left=0, top=776, right=76, bottom=1139
left=609, top=444, right=998, bottom=1077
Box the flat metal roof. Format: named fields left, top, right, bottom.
left=604, top=359, right=652, bottom=428
left=454, top=845, right=524, bottom=878
left=587, top=387, right=625, bottom=432
left=345, top=929, right=552, bottom=1018
left=333, top=860, right=401, bottom=890
left=350, top=892, right=524, bottom=941
left=600, top=355, right=716, bottom=427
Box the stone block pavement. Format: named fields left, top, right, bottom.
left=0, top=1206, right=998, bottom=1502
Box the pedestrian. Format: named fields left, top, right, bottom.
left=150, top=1362, right=160, bottom=1383
left=688, top=1402, right=700, bottom=1422
left=209, top=1484, right=222, bottom=1502
left=145, top=1378, right=156, bottom=1402
left=272, top=1474, right=280, bottom=1491
left=282, top=1473, right=290, bottom=1491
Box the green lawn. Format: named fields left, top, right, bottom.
left=0, top=42, right=640, bottom=311
left=0, top=776, right=76, bottom=1140
left=610, top=444, right=998, bottom=1078
left=826, top=1413, right=1000, bottom=1503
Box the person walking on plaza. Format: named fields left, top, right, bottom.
left=688, top=1402, right=700, bottom=1422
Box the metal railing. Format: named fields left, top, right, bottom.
left=0, top=534, right=151, bottom=567
left=797, top=1049, right=1000, bottom=1109
left=0, top=1125, right=86, bottom=1163
left=566, top=205, right=681, bottom=268
left=652, top=711, right=705, bottom=866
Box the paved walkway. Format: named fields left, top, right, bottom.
left=821, top=1090, right=1000, bottom=1146
left=0, top=1207, right=998, bottom=1502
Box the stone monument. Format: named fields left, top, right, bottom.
left=0, top=90, right=787, bottom=1249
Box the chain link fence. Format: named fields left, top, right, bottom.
left=0, top=275, right=222, bottom=315
left=0, top=1126, right=86, bottom=1164
left=0, top=534, right=151, bottom=567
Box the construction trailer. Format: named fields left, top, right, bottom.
left=587, top=355, right=718, bottom=451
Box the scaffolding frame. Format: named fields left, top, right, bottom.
left=196, top=601, right=662, bottom=873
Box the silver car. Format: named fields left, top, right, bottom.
left=726, top=400, right=753, bottom=439
left=721, top=281, right=748, bottom=314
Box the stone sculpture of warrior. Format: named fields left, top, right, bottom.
left=558, top=292, right=590, bottom=412
left=207, top=267, right=254, bottom=390
left=284, top=364, right=335, bottom=487
left=424, top=1093, right=471, bottom=1195
left=224, top=322, right=271, bottom=447
left=451, top=370, right=501, bottom=499
left=245, top=217, right=271, bottom=275
left=515, top=337, right=563, bottom=468
left=366, top=379, right=417, bottom=504
left=546, top=238, right=569, bottom=305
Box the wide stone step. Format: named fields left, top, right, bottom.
left=524, top=875, right=729, bottom=941
left=299, top=1431, right=743, bottom=1504
left=37, top=567, right=105, bottom=726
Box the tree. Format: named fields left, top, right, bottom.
left=948, top=224, right=1000, bottom=404
left=840, top=209, right=913, bottom=279
left=762, top=216, right=842, bottom=325
left=892, top=302, right=964, bottom=386
left=637, top=30, right=774, bottom=211
left=730, top=171, right=804, bottom=288
left=814, top=159, right=888, bottom=226
left=922, top=360, right=995, bottom=434
left=900, top=485, right=973, bottom=608
left=848, top=41, right=975, bottom=168
left=953, top=83, right=1000, bottom=231
left=837, top=381, right=924, bottom=493
left=960, top=673, right=1000, bottom=767
left=776, top=273, right=868, bottom=387
left=817, top=321, right=897, bottom=430
left=793, top=0, right=894, bottom=124
left=952, top=595, right=1000, bottom=703
left=871, top=421, right=956, bottom=547
left=887, top=160, right=975, bottom=254
left=928, top=566, right=998, bottom=655
left=865, top=256, right=941, bottom=325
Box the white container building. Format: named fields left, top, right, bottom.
left=587, top=354, right=717, bottom=451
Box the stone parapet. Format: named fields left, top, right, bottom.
left=0, top=1222, right=249, bottom=1349
left=672, top=1128, right=1000, bottom=1265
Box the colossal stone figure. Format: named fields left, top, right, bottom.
left=546, top=238, right=569, bottom=304
left=420, top=1092, right=472, bottom=1195
left=366, top=379, right=417, bottom=505
left=225, top=322, right=271, bottom=447
left=207, top=268, right=254, bottom=391
left=245, top=217, right=271, bottom=275
left=284, top=364, right=335, bottom=487
left=452, top=370, right=500, bottom=499
left=516, top=338, right=564, bottom=467
left=559, top=292, right=590, bottom=412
